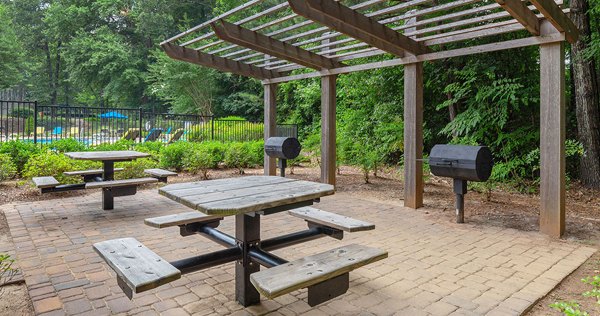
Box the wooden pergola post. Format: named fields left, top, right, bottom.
left=404, top=63, right=424, bottom=209
left=539, top=21, right=566, bottom=237
left=321, top=75, right=337, bottom=186
left=264, top=83, right=277, bottom=176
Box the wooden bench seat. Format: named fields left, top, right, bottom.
left=93, top=238, right=181, bottom=299
left=63, top=168, right=124, bottom=176
left=250, top=244, right=387, bottom=299
left=32, top=176, right=60, bottom=189
left=289, top=207, right=375, bottom=232
left=86, top=177, right=158, bottom=189
left=144, top=169, right=177, bottom=183
left=145, top=212, right=223, bottom=229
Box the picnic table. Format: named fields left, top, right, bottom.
left=94, top=176, right=387, bottom=307
left=65, top=151, right=153, bottom=210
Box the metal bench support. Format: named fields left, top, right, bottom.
left=235, top=213, right=261, bottom=306
left=103, top=161, right=115, bottom=210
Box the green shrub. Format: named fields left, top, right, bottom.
left=23, top=152, right=99, bottom=183
left=47, top=138, right=86, bottom=153
left=0, top=154, right=17, bottom=182
left=93, top=139, right=134, bottom=151
left=224, top=142, right=252, bottom=174
left=160, top=141, right=194, bottom=171
left=11, top=108, right=34, bottom=118
left=246, top=140, right=264, bottom=167
left=187, top=123, right=212, bottom=142
left=135, top=141, right=164, bottom=157
left=200, top=141, right=226, bottom=167
left=183, top=147, right=214, bottom=179
left=0, top=141, right=40, bottom=174
left=116, top=158, right=159, bottom=179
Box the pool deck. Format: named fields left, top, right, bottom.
left=1, top=190, right=596, bottom=316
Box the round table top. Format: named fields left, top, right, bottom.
left=65, top=151, right=150, bottom=161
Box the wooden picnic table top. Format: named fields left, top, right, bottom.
left=159, top=176, right=335, bottom=216
left=65, top=151, right=150, bottom=161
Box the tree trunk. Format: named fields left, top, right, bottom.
left=571, top=0, right=600, bottom=187
left=43, top=41, right=55, bottom=104
left=52, top=41, right=61, bottom=105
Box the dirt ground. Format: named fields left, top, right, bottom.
left=0, top=165, right=598, bottom=315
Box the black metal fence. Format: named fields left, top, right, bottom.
left=0, top=101, right=297, bottom=146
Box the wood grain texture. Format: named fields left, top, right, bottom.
left=162, top=43, right=279, bottom=80
left=263, top=34, right=566, bottom=84
left=86, top=177, right=158, bottom=189
left=539, top=20, right=566, bottom=238
left=65, top=151, right=150, bottom=161
left=530, top=0, right=579, bottom=43
left=321, top=75, right=337, bottom=186
left=32, top=176, right=60, bottom=188
left=159, top=176, right=334, bottom=216
left=495, top=0, right=540, bottom=35
left=64, top=168, right=124, bottom=176
left=264, top=83, right=277, bottom=176
left=210, top=20, right=342, bottom=70
left=144, top=212, right=223, bottom=228
left=288, top=207, right=374, bottom=232
left=403, top=62, right=424, bottom=209
left=144, top=169, right=178, bottom=177
left=93, top=238, right=181, bottom=295
left=289, top=0, right=430, bottom=57
left=250, top=244, right=387, bottom=298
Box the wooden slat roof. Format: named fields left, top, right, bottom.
left=161, top=0, right=577, bottom=82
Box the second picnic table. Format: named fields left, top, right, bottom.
left=65, top=150, right=154, bottom=210
left=94, top=175, right=388, bottom=308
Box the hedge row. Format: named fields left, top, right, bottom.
left=0, top=139, right=265, bottom=183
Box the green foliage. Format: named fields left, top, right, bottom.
left=23, top=151, right=99, bottom=183
left=0, top=253, right=18, bottom=290
left=582, top=275, right=600, bottom=304
left=224, top=142, right=252, bottom=174
left=25, top=116, right=35, bottom=135
left=146, top=49, right=218, bottom=115
left=0, top=141, right=40, bottom=174
left=0, top=3, right=24, bottom=88
left=183, top=147, right=214, bottom=179
left=135, top=141, right=164, bottom=157
left=160, top=141, right=194, bottom=171
left=0, top=153, right=17, bottom=182
left=47, top=138, right=86, bottom=153
left=10, top=108, right=34, bottom=118
left=246, top=140, right=265, bottom=167
left=550, top=301, right=589, bottom=316
left=93, top=140, right=134, bottom=151
left=116, top=158, right=159, bottom=179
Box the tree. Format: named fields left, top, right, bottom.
left=146, top=49, right=218, bottom=115
left=0, top=3, right=24, bottom=88
left=571, top=0, right=600, bottom=187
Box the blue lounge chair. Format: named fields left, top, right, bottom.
left=144, top=128, right=163, bottom=142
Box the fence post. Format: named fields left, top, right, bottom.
left=139, top=107, right=143, bottom=143
left=211, top=116, right=215, bottom=141
left=33, top=101, right=38, bottom=145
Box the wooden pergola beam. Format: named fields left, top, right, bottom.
left=210, top=20, right=342, bottom=70
left=288, top=0, right=431, bottom=57
left=161, top=43, right=279, bottom=80
left=495, top=0, right=540, bottom=35
left=529, top=0, right=579, bottom=43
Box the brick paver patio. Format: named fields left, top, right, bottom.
left=1, top=189, right=596, bottom=316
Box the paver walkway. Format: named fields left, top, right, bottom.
left=1, top=190, right=595, bottom=316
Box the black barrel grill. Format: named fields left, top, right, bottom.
left=429, top=144, right=494, bottom=223
left=265, top=137, right=302, bottom=177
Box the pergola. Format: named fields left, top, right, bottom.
left=160, top=0, right=578, bottom=238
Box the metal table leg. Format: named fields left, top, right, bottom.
left=102, top=161, right=114, bottom=210
left=235, top=213, right=261, bottom=306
